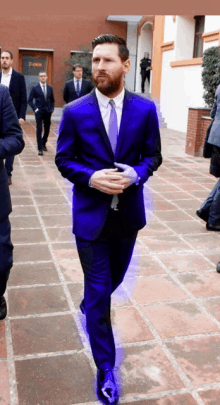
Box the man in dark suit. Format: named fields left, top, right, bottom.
left=0, top=50, right=27, bottom=185
left=55, top=35, right=162, bottom=405
left=140, top=52, right=151, bottom=93
left=63, top=63, right=93, bottom=103
left=28, top=71, right=55, bottom=155
left=0, top=84, right=24, bottom=320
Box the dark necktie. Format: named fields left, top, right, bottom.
left=43, top=85, right=46, bottom=98
left=76, top=80, right=80, bottom=97
left=108, top=99, right=118, bottom=154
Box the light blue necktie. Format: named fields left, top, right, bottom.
left=108, top=99, right=119, bottom=209
left=108, top=99, right=118, bottom=153
left=76, top=80, right=80, bottom=97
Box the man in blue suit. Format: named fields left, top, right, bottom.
left=0, top=50, right=27, bottom=185
left=55, top=35, right=162, bottom=404
left=28, top=71, right=55, bottom=155
left=0, top=84, right=24, bottom=320
left=63, top=64, right=93, bottom=104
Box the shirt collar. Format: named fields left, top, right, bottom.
left=95, top=87, right=125, bottom=108
left=74, top=77, right=82, bottom=82
left=2, top=67, right=13, bottom=77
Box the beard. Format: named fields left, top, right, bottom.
left=92, top=71, right=124, bottom=96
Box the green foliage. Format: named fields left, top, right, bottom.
left=62, top=44, right=94, bottom=89
left=202, top=46, right=220, bottom=107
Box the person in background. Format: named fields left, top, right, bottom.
left=0, top=50, right=27, bottom=185
left=28, top=71, right=55, bottom=155
left=63, top=63, right=93, bottom=103
left=0, top=84, right=24, bottom=320
left=140, top=52, right=151, bottom=94
left=196, top=83, right=220, bottom=233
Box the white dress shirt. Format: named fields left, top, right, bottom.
left=95, top=87, right=124, bottom=134
left=1, top=67, right=12, bottom=88
left=74, top=77, right=82, bottom=92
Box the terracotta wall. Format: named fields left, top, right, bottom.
left=0, top=15, right=127, bottom=107
left=185, top=108, right=211, bottom=156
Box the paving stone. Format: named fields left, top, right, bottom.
left=15, top=353, right=95, bottom=404
left=158, top=251, right=213, bottom=272
left=11, top=315, right=82, bottom=355
left=8, top=262, right=60, bottom=286
left=167, top=336, right=220, bottom=385
left=124, top=394, right=197, bottom=404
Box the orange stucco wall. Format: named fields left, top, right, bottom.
left=151, top=15, right=165, bottom=101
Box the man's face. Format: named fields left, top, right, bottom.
left=144, top=52, right=149, bottom=58
left=39, top=72, right=47, bottom=84
left=92, top=43, right=130, bottom=96
left=73, top=67, right=83, bottom=79
left=1, top=52, right=13, bottom=70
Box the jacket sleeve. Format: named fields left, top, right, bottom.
left=0, top=86, right=25, bottom=159
left=55, top=104, right=95, bottom=186
left=18, top=75, right=28, bottom=120
left=28, top=87, right=36, bottom=112
left=50, top=87, right=55, bottom=111
left=132, top=101, right=162, bottom=183
left=211, top=98, right=217, bottom=119
left=63, top=83, right=68, bottom=103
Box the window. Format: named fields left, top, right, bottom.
left=193, top=16, right=205, bottom=58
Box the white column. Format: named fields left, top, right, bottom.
left=125, top=22, right=139, bottom=92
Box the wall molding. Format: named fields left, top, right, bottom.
left=161, top=41, right=174, bottom=52
left=202, top=30, right=220, bottom=42
left=138, top=15, right=154, bottom=35
left=171, top=57, right=202, bottom=68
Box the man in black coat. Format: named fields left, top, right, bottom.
left=28, top=71, right=55, bottom=155
left=0, top=84, right=24, bottom=320
left=63, top=63, right=93, bottom=104
left=140, top=52, right=151, bottom=93
left=0, top=50, right=27, bottom=185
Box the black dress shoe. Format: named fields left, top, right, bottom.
left=42, top=145, right=47, bottom=151
left=38, top=150, right=43, bottom=156
left=206, top=222, right=220, bottom=231
left=97, top=369, right=119, bottom=405
left=0, top=296, right=7, bottom=320
left=196, top=209, right=209, bottom=222
left=7, top=176, right=12, bottom=186
left=216, top=262, right=220, bottom=273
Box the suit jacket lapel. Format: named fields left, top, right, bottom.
left=9, top=69, right=15, bottom=92
left=89, top=89, right=114, bottom=159
left=115, top=90, right=134, bottom=158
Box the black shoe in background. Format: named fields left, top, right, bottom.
left=38, top=150, right=43, bottom=156
left=216, top=262, right=220, bottom=273
left=0, top=296, right=7, bottom=320
left=206, top=222, right=220, bottom=231
left=42, top=145, right=47, bottom=152
left=196, top=209, right=209, bottom=222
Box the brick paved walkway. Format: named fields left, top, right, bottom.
left=1, top=121, right=220, bottom=405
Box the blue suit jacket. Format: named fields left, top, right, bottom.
left=0, top=85, right=24, bottom=222
left=55, top=89, right=162, bottom=240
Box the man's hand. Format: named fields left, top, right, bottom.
left=114, top=162, right=139, bottom=189
left=90, top=168, right=125, bottom=195
left=18, top=118, right=25, bottom=126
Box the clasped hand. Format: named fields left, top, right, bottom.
left=90, top=166, right=131, bottom=195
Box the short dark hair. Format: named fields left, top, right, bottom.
left=2, top=50, right=13, bottom=59
left=38, top=71, right=47, bottom=76
left=92, top=35, right=129, bottom=62
left=72, top=64, right=83, bottom=71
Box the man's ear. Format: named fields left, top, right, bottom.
left=123, top=59, right=131, bottom=74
